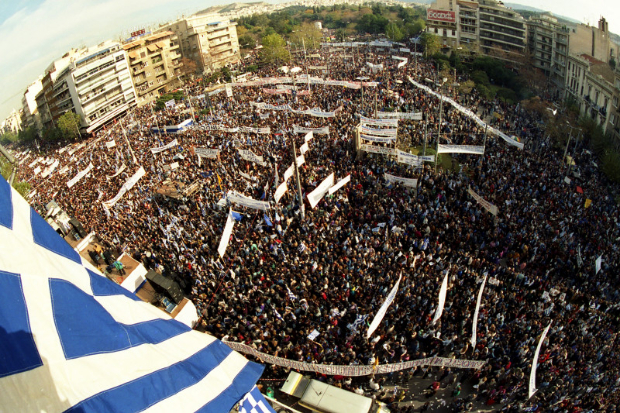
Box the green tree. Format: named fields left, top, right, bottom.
left=420, top=32, right=440, bottom=57
left=239, top=34, right=256, bottom=49
left=0, top=131, right=18, bottom=146
left=260, top=33, right=289, bottom=66
left=386, top=23, right=404, bottom=42
left=57, top=112, right=82, bottom=140
left=289, top=23, right=323, bottom=49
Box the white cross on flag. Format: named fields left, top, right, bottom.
left=0, top=177, right=263, bottom=412
left=238, top=385, right=276, bottom=413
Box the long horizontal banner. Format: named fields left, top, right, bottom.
left=66, top=163, right=93, bottom=188
left=251, top=102, right=336, bottom=118
left=408, top=76, right=524, bottom=150
left=468, top=186, right=499, bottom=216
left=361, top=134, right=395, bottom=143
left=377, top=111, right=423, bottom=121
left=293, top=125, right=329, bottom=135
left=102, top=166, right=146, bottom=208
left=359, top=115, right=399, bottom=127
left=196, top=124, right=271, bottom=134
left=233, top=76, right=377, bottom=88
left=362, top=144, right=396, bottom=156
left=227, top=191, right=270, bottom=211
left=360, top=125, right=398, bottom=137
left=385, top=173, right=417, bottom=188
left=223, top=340, right=485, bottom=376
left=151, top=139, right=178, bottom=154
left=437, top=144, right=485, bottom=155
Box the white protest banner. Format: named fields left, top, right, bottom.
left=529, top=321, right=552, bottom=399
left=208, top=87, right=225, bottom=96
left=384, top=173, right=417, bottom=188
left=362, top=144, right=396, bottom=156
left=432, top=272, right=449, bottom=324
left=225, top=83, right=233, bottom=97
left=170, top=162, right=179, bottom=170
left=293, top=125, right=329, bottom=135
left=471, top=276, right=487, bottom=349
left=41, top=159, right=59, bottom=178
left=33, top=166, right=42, bottom=175
left=328, top=175, right=351, bottom=195
left=218, top=209, right=235, bottom=258
left=307, top=108, right=335, bottom=118
left=377, top=112, right=423, bottom=120
left=102, top=166, right=146, bottom=208
left=66, top=163, right=93, bottom=188
left=274, top=182, right=288, bottom=203
left=437, top=144, right=485, bottom=155
left=165, top=99, right=175, bottom=108
left=595, top=256, right=602, bottom=274
left=284, top=164, right=295, bottom=181
left=238, top=149, right=266, bottom=167
left=295, top=154, right=305, bottom=167
left=307, top=173, right=334, bottom=208
left=195, top=147, right=219, bottom=159
left=360, top=115, right=399, bottom=127
left=361, top=134, right=395, bottom=143
left=304, top=132, right=314, bottom=143
left=397, top=59, right=408, bottom=69
left=419, top=155, right=436, bottom=162
left=396, top=150, right=422, bottom=167
left=151, top=139, right=178, bottom=154
left=227, top=191, right=270, bottom=211
left=105, top=140, right=116, bottom=149
left=360, top=125, right=398, bottom=137
left=307, top=330, right=320, bottom=341
left=299, top=142, right=310, bottom=155
left=308, top=65, right=327, bottom=70
left=367, top=274, right=402, bottom=338
left=106, top=163, right=126, bottom=180
left=468, top=187, right=499, bottom=216
left=239, top=126, right=271, bottom=134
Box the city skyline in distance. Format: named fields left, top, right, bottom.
left=1, top=0, right=618, bottom=123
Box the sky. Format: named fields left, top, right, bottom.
left=1, top=0, right=618, bottom=122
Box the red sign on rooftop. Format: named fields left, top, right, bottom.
left=131, top=29, right=146, bottom=38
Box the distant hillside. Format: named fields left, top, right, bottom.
left=196, top=2, right=269, bottom=15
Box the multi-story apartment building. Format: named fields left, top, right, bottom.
left=1, top=109, right=22, bottom=134
left=34, top=42, right=136, bottom=134
left=426, top=0, right=527, bottom=60
left=607, top=67, right=620, bottom=141
left=158, top=14, right=240, bottom=74
left=123, top=31, right=183, bottom=106
left=21, top=78, right=43, bottom=132
left=526, top=14, right=570, bottom=96
left=565, top=53, right=616, bottom=133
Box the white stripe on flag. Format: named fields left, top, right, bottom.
left=529, top=321, right=552, bottom=399
left=218, top=209, right=235, bottom=258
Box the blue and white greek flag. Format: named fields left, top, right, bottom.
left=286, top=285, right=297, bottom=301
left=0, top=177, right=263, bottom=412
left=238, top=385, right=276, bottom=413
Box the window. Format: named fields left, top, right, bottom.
left=434, top=27, right=438, bottom=34
left=452, top=30, right=456, bottom=36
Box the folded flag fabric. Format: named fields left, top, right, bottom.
left=0, top=176, right=263, bottom=413
left=238, top=385, right=276, bottom=413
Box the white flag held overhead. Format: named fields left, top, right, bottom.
left=0, top=177, right=262, bottom=412
left=218, top=209, right=235, bottom=258
left=471, top=275, right=487, bottom=348
left=595, top=255, right=602, bottom=274
left=274, top=182, right=288, bottom=203
left=366, top=274, right=402, bottom=338
left=307, top=173, right=334, bottom=209
left=432, top=272, right=449, bottom=324
left=529, top=321, right=552, bottom=399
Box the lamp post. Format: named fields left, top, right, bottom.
left=435, top=77, right=447, bottom=173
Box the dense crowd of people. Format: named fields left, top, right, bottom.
left=13, top=42, right=620, bottom=412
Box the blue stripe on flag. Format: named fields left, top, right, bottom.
left=0, top=177, right=12, bottom=229
left=65, top=341, right=263, bottom=413
left=31, top=209, right=81, bottom=264
left=50, top=278, right=190, bottom=359
left=0, top=270, right=43, bottom=377
left=197, top=362, right=266, bottom=413
left=87, top=269, right=141, bottom=302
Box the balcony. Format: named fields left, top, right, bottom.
left=479, top=31, right=525, bottom=48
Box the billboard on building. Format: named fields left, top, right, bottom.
left=427, top=9, right=456, bottom=23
